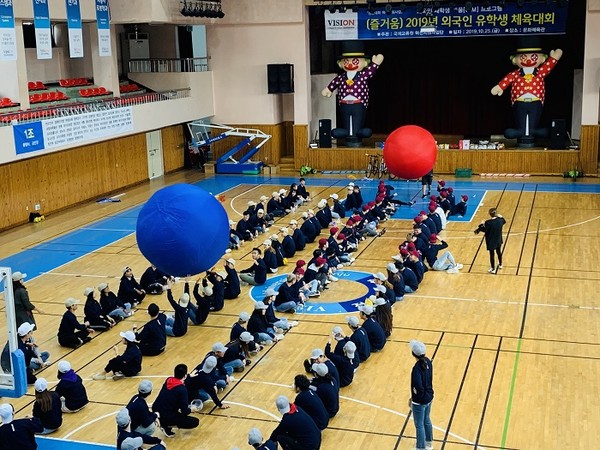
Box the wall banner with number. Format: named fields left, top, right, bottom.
left=14, top=107, right=134, bottom=155
left=66, top=0, right=83, bottom=57
left=33, top=0, right=52, bottom=59
left=0, top=0, right=17, bottom=60
left=325, top=2, right=568, bottom=40
left=95, top=0, right=111, bottom=56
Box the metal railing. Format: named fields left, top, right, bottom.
left=128, top=57, right=209, bottom=73
left=0, top=88, right=191, bottom=126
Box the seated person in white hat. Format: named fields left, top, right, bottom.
left=330, top=193, right=345, bottom=219
left=248, top=427, right=277, bottom=450
left=184, top=357, right=231, bottom=410
left=83, top=287, right=115, bottom=331
left=0, top=403, right=43, bottom=449
left=57, top=298, right=93, bottom=348
left=270, top=395, right=321, bottom=450
left=247, top=301, right=281, bottom=345
left=358, top=304, right=386, bottom=352
left=223, top=258, right=241, bottom=299
left=93, top=331, right=142, bottom=380
left=185, top=278, right=211, bottom=326
left=289, top=219, right=306, bottom=251
left=55, top=360, right=88, bottom=412
left=293, top=375, right=329, bottom=431
left=229, top=219, right=244, bottom=250
left=223, top=332, right=255, bottom=373
left=310, top=363, right=340, bottom=419
left=118, top=266, right=146, bottom=307
left=346, top=315, right=371, bottom=362
left=126, top=380, right=159, bottom=436
left=324, top=339, right=357, bottom=387
left=267, top=192, right=286, bottom=217
left=164, top=278, right=189, bottom=337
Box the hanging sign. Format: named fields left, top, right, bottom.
left=33, top=0, right=52, bottom=59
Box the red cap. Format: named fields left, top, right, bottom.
left=419, top=210, right=427, bottom=216
left=439, top=180, right=445, bottom=186
left=429, top=233, right=437, bottom=243
left=338, top=233, right=346, bottom=239
left=400, top=248, right=409, bottom=256
left=440, top=191, right=448, bottom=198
left=461, top=195, right=468, bottom=201
left=330, top=227, right=339, bottom=235
left=346, top=219, right=354, bottom=225
left=430, top=195, right=437, bottom=201
left=428, top=204, right=436, bottom=212
left=352, top=215, right=362, bottom=222
left=376, top=195, right=384, bottom=202
left=414, top=216, right=422, bottom=223
left=315, top=257, right=327, bottom=265
left=407, top=242, right=416, bottom=251
left=318, top=238, right=328, bottom=246
left=410, top=250, right=420, bottom=258
left=448, top=187, right=454, bottom=193
left=362, top=205, right=370, bottom=211
left=296, top=259, right=306, bottom=267
left=295, top=268, right=305, bottom=275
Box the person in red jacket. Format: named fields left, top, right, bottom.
left=491, top=36, right=562, bottom=147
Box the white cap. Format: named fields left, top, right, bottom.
left=330, top=193, right=339, bottom=200
left=120, top=331, right=138, bottom=342
left=346, top=315, right=359, bottom=328
left=121, top=437, right=144, bottom=450
left=83, top=287, right=94, bottom=296
left=260, top=195, right=268, bottom=202
left=263, top=239, right=272, bottom=246
left=202, top=355, right=218, bottom=373
left=275, top=395, right=291, bottom=414
left=212, top=342, right=227, bottom=353
left=254, top=301, right=268, bottom=310
left=239, top=311, right=250, bottom=322
left=289, top=219, right=298, bottom=225
left=0, top=403, right=13, bottom=424
left=17, top=322, right=35, bottom=336
left=310, top=348, right=324, bottom=359
left=97, top=282, right=108, bottom=291
left=373, top=272, right=387, bottom=281
left=229, top=219, right=235, bottom=225
left=374, top=285, right=387, bottom=293
left=311, top=362, right=329, bottom=377
left=359, top=304, right=374, bottom=315
left=343, top=341, right=357, bottom=359
left=11, top=271, right=26, bottom=281
left=264, top=288, right=277, bottom=297
left=240, top=332, right=254, bottom=343
left=410, top=340, right=427, bottom=356
left=226, top=258, right=236, bottom=265
left=58, top=360, right=71, bottom=373
left=65, top=297, right=79, bottom=308
left=386, top=262, right=399, bottom=273
left=248, top=427, right=263, bottom=445
left=179, top=293, right=190, bottom=307
left=34, top=378, right=48, bottom=392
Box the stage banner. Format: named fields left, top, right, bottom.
left=325, top=2, right=569, bottom=40
left=95, top=0, right=111, bottom=57
left=66, top=0, right=83, bottom=58
left=33, top=0, right=52, bottom=60
left=14, top=107, right=134, bottom=155
left=0, top=0, right=17, bottom=60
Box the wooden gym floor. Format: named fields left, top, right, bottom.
left=1, top=169, right=599, bottom=450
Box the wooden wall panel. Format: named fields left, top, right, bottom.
left=293, top=124, right=309, bottom=168
left=0, top=132, right=149, bottom=231
left=210, top=124, right=284, bottom=165
left=580, top=125, right=600, bottom=175
left=283, top=121, right=294, bottom=158
left=162, top=124, right=186, bottom=173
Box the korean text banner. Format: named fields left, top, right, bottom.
left=95, top=0, right=111, bottom=57
left=66, top=0, right=83, bottom=57
left=33, top=0, right=52, bottom=60
left=0, top=0, right=17, bottom=60
left=325, top=2, right=568, bottom=41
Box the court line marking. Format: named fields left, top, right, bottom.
left=241, top=379, right=487, bottom=449
left=411, top=294, right=600, bottom=311
left=230, top=184, right=263, bottom=217
left=501, top=338, right=523, bottom=449
left=38, top=435, right=114, bottom=448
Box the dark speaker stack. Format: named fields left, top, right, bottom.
left=550, top=119, right=567, bottom=149
left=318, top=119, right=332, bottom=148
left=267, top=64, right=294, bottom=94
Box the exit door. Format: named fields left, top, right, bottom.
left=146, top=130, right=164, bottom=179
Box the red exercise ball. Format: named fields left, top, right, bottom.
left=383, top=125, right=437, bottom=180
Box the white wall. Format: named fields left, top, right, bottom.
left=582, top=3, right=600, bottom=125
left=207, top=21, right=310, bottom=125
left=311, top=73, right=338, bottom=138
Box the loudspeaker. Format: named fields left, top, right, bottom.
left=319, top=119, right=332, bottom=148
left=267, top=64, right=294, bottom=94
left=550, top=119, right=566, bottom=149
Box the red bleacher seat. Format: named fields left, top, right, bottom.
left=0, top=97, right=16, bottom=107
left=28, top=81, right=36, bottom=90
left=41, top=93, right=50, bottom=102
left=98, top=87, right=107, bottom=95
left=36, top=81, right=45, bottom=90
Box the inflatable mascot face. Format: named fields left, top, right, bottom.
left=338, top=54, right=371, bottom=72
left=511, top=49, right=547, bottom=70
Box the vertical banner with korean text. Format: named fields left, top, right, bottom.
left=33, top=0, right=52, bottom=59
left=0, top=0, right=17, bottom=60
left=65, top=0, right=83, bottom=58
left=95, top=0, right=111, bottom=56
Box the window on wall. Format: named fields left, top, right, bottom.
left=22, top=23, right=57, bottom=48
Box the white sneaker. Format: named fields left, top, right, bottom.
left=229, top=375, right=236, bottom=382
left=274, top=334, right=284, bottom=342
left=497, top=264, right=503, bottom=270
left=488, top=267, right=497, bottom=274
left=112, top=372, right=125, bottom=381
left=425, top=442, right=434, bottom=450
left=446, top=267, right=459, bottom=274
left=350, top=257, right=356, bottom=263
left=455, top=263, right=463, bottom=270
left=92, top=373, right=107, bottom=380
left=328, top=275, right=339, bottom=282
left=225, top=249, right=232, bottom=254
left=290, top=321, right=299, bottom=327
left=270, top=268, right=278, bottom=273
left=336, top=264, right=344, bottom=270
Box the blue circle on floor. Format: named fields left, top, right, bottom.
left=249, top=270, right=376, bottom=315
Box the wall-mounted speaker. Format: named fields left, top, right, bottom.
left=319, top=119, right=332, bottom=148
left=550, top=119, right=566, bottom=149
left=267, top=63, right=294, bottom=94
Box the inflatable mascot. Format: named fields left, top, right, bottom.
left=321, top=41, right=383, bottom=147
left=491, top=36, right=562, bottom=148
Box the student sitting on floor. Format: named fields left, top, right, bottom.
left=239, top=248, right=268, bottom=286
left=134, top=303, right=167, bottom=357
left=32, top=378, right=62, bottom=435
left=270, top=395, right=322, bottom=450
left=358, top=304, right=386, bottom=352
left=93, top=331, right=142, bottom=381
left=449, top=195, right=469, bottom=218
left=57, top=298, right=93, bottom=349
left=164, top=279, right=189, bottom=337
left=289, top=219, right=306, bottom=252
left=139, top=265, right=170, bottom=295
left=115, top=407, right=164, bottom=450
left=126, top=380, right=160, bottom=437
left=83, top=287, right=115, bottom=331
left=185, top=357, right=231, bottom=410
left=118, top=266, right=146, bottom=307
left=310, top=363, right=340, bottom=419
left=293, top=374, right=329, bottom=431
left=99, top=282, right=133, bottom=321
left=56, top=360, right=89, bottom=413
left=248, top=427, right=278, bottom=450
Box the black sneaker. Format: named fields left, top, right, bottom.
left=161, top=426, right=176, bottom=438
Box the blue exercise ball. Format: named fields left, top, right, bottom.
left=136, top=184, right=229, bottom=277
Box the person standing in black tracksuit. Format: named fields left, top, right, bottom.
left=475, top=207, right=507, bottom=274
left=409, top=340, right=434, bottom=450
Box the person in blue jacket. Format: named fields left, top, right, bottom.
left=409, top=340, right=434, bottom=450
left=248, top=427, right=277, bottom=450
left=57, top=298, right=93, bottom=348
left=115, top=407, right=164, bottom=450
left=239, top=248, right=268, bottom=286
left=270, top=395, right=321, bottom=450
left=164, top=279, right=189, bottom=337
left=223, top=258, right=241, bottom=299
left=32, top=378, right=62, bottom=434
left=83, top=287, right=115, bottom=331
left=358, top=304, right=386, bottom=352
left=118, top=266, right=146, bottom=306
left=0, top=403, right=43, bottom=449
left=126, top=380, right=159, bottom=436
left=135, top=303, right=167, bottom=357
